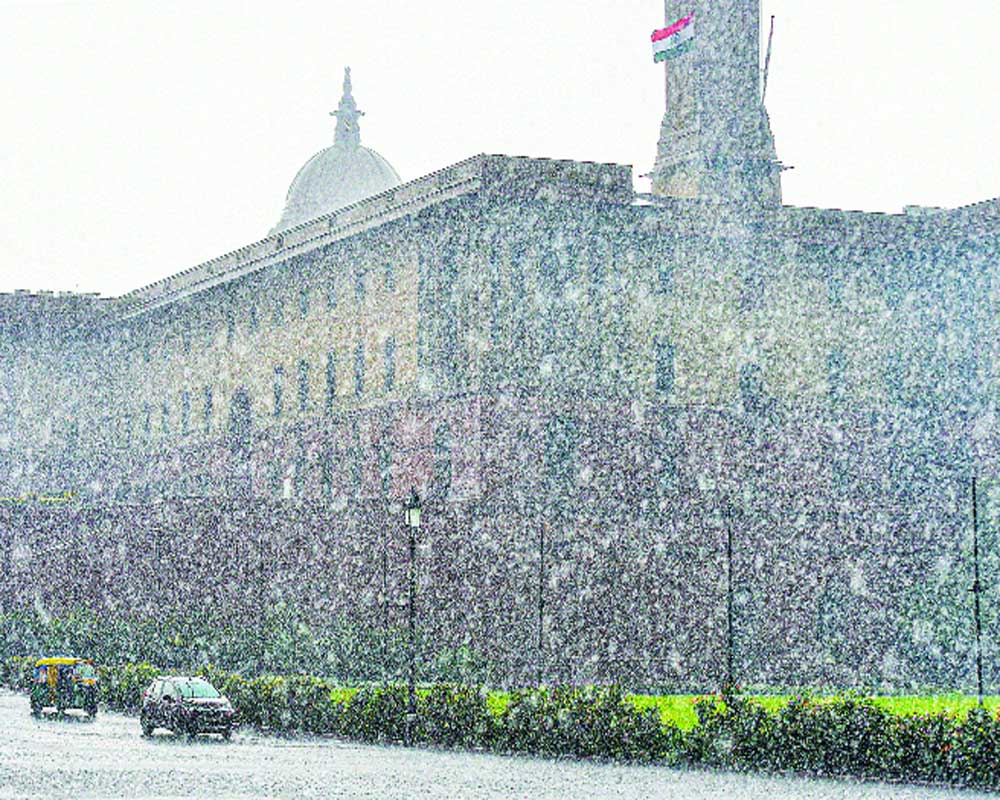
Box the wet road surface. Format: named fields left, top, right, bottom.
left=0, top=690, right=992, bottom=799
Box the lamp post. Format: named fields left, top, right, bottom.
left=380, top=528, right=389, bottom=680
left=724, top=502, right=734, bottom=692
left=704, top=407, right=738, bottom=692
left=971, top=476, right=985, bottom=708
left=536, top=521, right=546, bottom=687
left=404, top=488, right=421, bottom=746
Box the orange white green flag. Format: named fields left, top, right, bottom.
left=651, top=14, right=694, bottom=62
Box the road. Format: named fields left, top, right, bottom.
left=0, top=690, right=991, bottom=800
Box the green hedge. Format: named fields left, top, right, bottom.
left=684, top=692, right=1000, bottom=789
left=4, top=656, right=999, bottom=790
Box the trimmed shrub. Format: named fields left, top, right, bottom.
left=417, top=684, right=497, bottom=749
left=98, top=662, right=161, bottom=712
left=495, top=684, right=675, bottom=762
left=3, top=651, right=999, bottom=790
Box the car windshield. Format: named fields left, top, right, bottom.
left=176, top=680, right=220, bottom=699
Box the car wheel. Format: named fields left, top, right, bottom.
left=222, top=726, right=232, bottom=741
left=141, top=716, right=154, bottom=737
left=30, top=702, right=41, bottom=717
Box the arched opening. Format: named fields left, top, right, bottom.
left=228, top=387, right=253, bottom=496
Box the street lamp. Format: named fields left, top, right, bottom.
left=404, top=488, right=421, bottom=745
left=971, top=476, right=985, bottom=708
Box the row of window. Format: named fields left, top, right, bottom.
left=653, top=338, right=850, bottom=407
left=129, top=338, right=398, bottom=442
left=136, top=263, right=401, bottom=363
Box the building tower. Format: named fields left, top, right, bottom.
left=650, top=1, right=782, bottom=205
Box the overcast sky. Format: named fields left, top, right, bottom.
left=1, top=0, right=998, bottom=297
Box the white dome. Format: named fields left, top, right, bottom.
left=272, top=68, right=401, bottom=234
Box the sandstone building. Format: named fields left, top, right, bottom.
left=1, top=2, right=997, bottom=689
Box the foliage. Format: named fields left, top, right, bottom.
left=493, top=684, right=678, bottom=762
left=4, top=644, right=1000, bottom=790
left=0, top=607, right=486, bottom=684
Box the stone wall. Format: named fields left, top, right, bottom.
left=1, top=399, right=995, bottom=692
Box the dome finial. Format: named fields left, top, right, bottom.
left=330, top=65, right=363, bottom=149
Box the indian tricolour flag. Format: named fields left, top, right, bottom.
left=651, top=14, right=694, bottom=62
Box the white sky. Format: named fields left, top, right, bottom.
left=1, top=0, right=998, bottom=297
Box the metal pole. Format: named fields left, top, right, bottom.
left=406, top=519, right=416, bottom=745
left=663, top=0, right=670, bottom=110
left=761, top=15, right=776, bottom=104
left=725, top=504, right=734, bottom=690
left=381, top=533, right=388, bottom=681
left=971, top=476, right=984, bottom=707
left=537, top=521, right=546, bottom=686
left=258, top=517, right=266, bottom=676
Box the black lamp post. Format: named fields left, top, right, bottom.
left=404, top=488, right=421, bottom=745
left=971, top=476, right=985, bottom=708
left=724, top=502, right=734, bottom=692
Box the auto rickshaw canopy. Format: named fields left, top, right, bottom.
left=35, top=657, right=93, bottom=667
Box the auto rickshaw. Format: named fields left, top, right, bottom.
left=29, top=657, right=99, bottom=718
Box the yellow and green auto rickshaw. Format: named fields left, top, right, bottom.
left=29, top=657, right=99, bottom=718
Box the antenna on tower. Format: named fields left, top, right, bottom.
left=761, top=14, right=776, bottom=104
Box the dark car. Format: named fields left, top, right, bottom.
left=140, top=676, right=235, bottom=739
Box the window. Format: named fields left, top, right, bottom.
left=355, top=270, right=366, bottom=304
left=299, top=288, right=310, bottom=319
left=544, top=415, right=578, bottom=482
left=161, top=402, right=170, bottom=435
left=739, top=265, right=764, bottom=310
left=273, top=296, right=285, bottom=327
left=182, top=333, right=191, bottom=355
left=826, top=269, right=845, bottom=308
left=326, top=278, right=337, bottom=309
left=143, top=403, right=151, bottom=438
left=658, top=262, right=674, bottom=294
left=228, top=387, right=252, bottom=455
left=827, top=349, right=846, bottom=405
left=180, top=390, right=190, bottom=435
left=384, top=337, right=396, bottom=392
left=226, top=309, right=236, bottom=344
left=325, top=352, right=336, bottom=414
left=143, top=344, right=151, bottom=364
left=739, top=362, right=765, bottom=413
left=433, top=421, right=452, bottom=497
left=654, top=337, right=675, bottom=396
left=321, top=450, right=333, bottom=499
left=354, top=342, right=365, bottom=397
left=377, top=437, right=392, bottom=497
left=273, top=366, right=284, bottom=417
left=203, top=387, right=213, bottom=433
left=298, top=359, right=310, bottom=413
left=385, top=261, right=396, bottom=291
left=249, top=304, right=259, bottom=333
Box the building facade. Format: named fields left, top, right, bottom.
left=1, top=4, right=998, bottom=689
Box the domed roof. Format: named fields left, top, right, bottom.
left=272, top=68, right=401, bottom=233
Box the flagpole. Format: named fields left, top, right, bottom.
left=761, top=15, right=775, bottom=104
left=663, top=0, right=670, bottom=111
